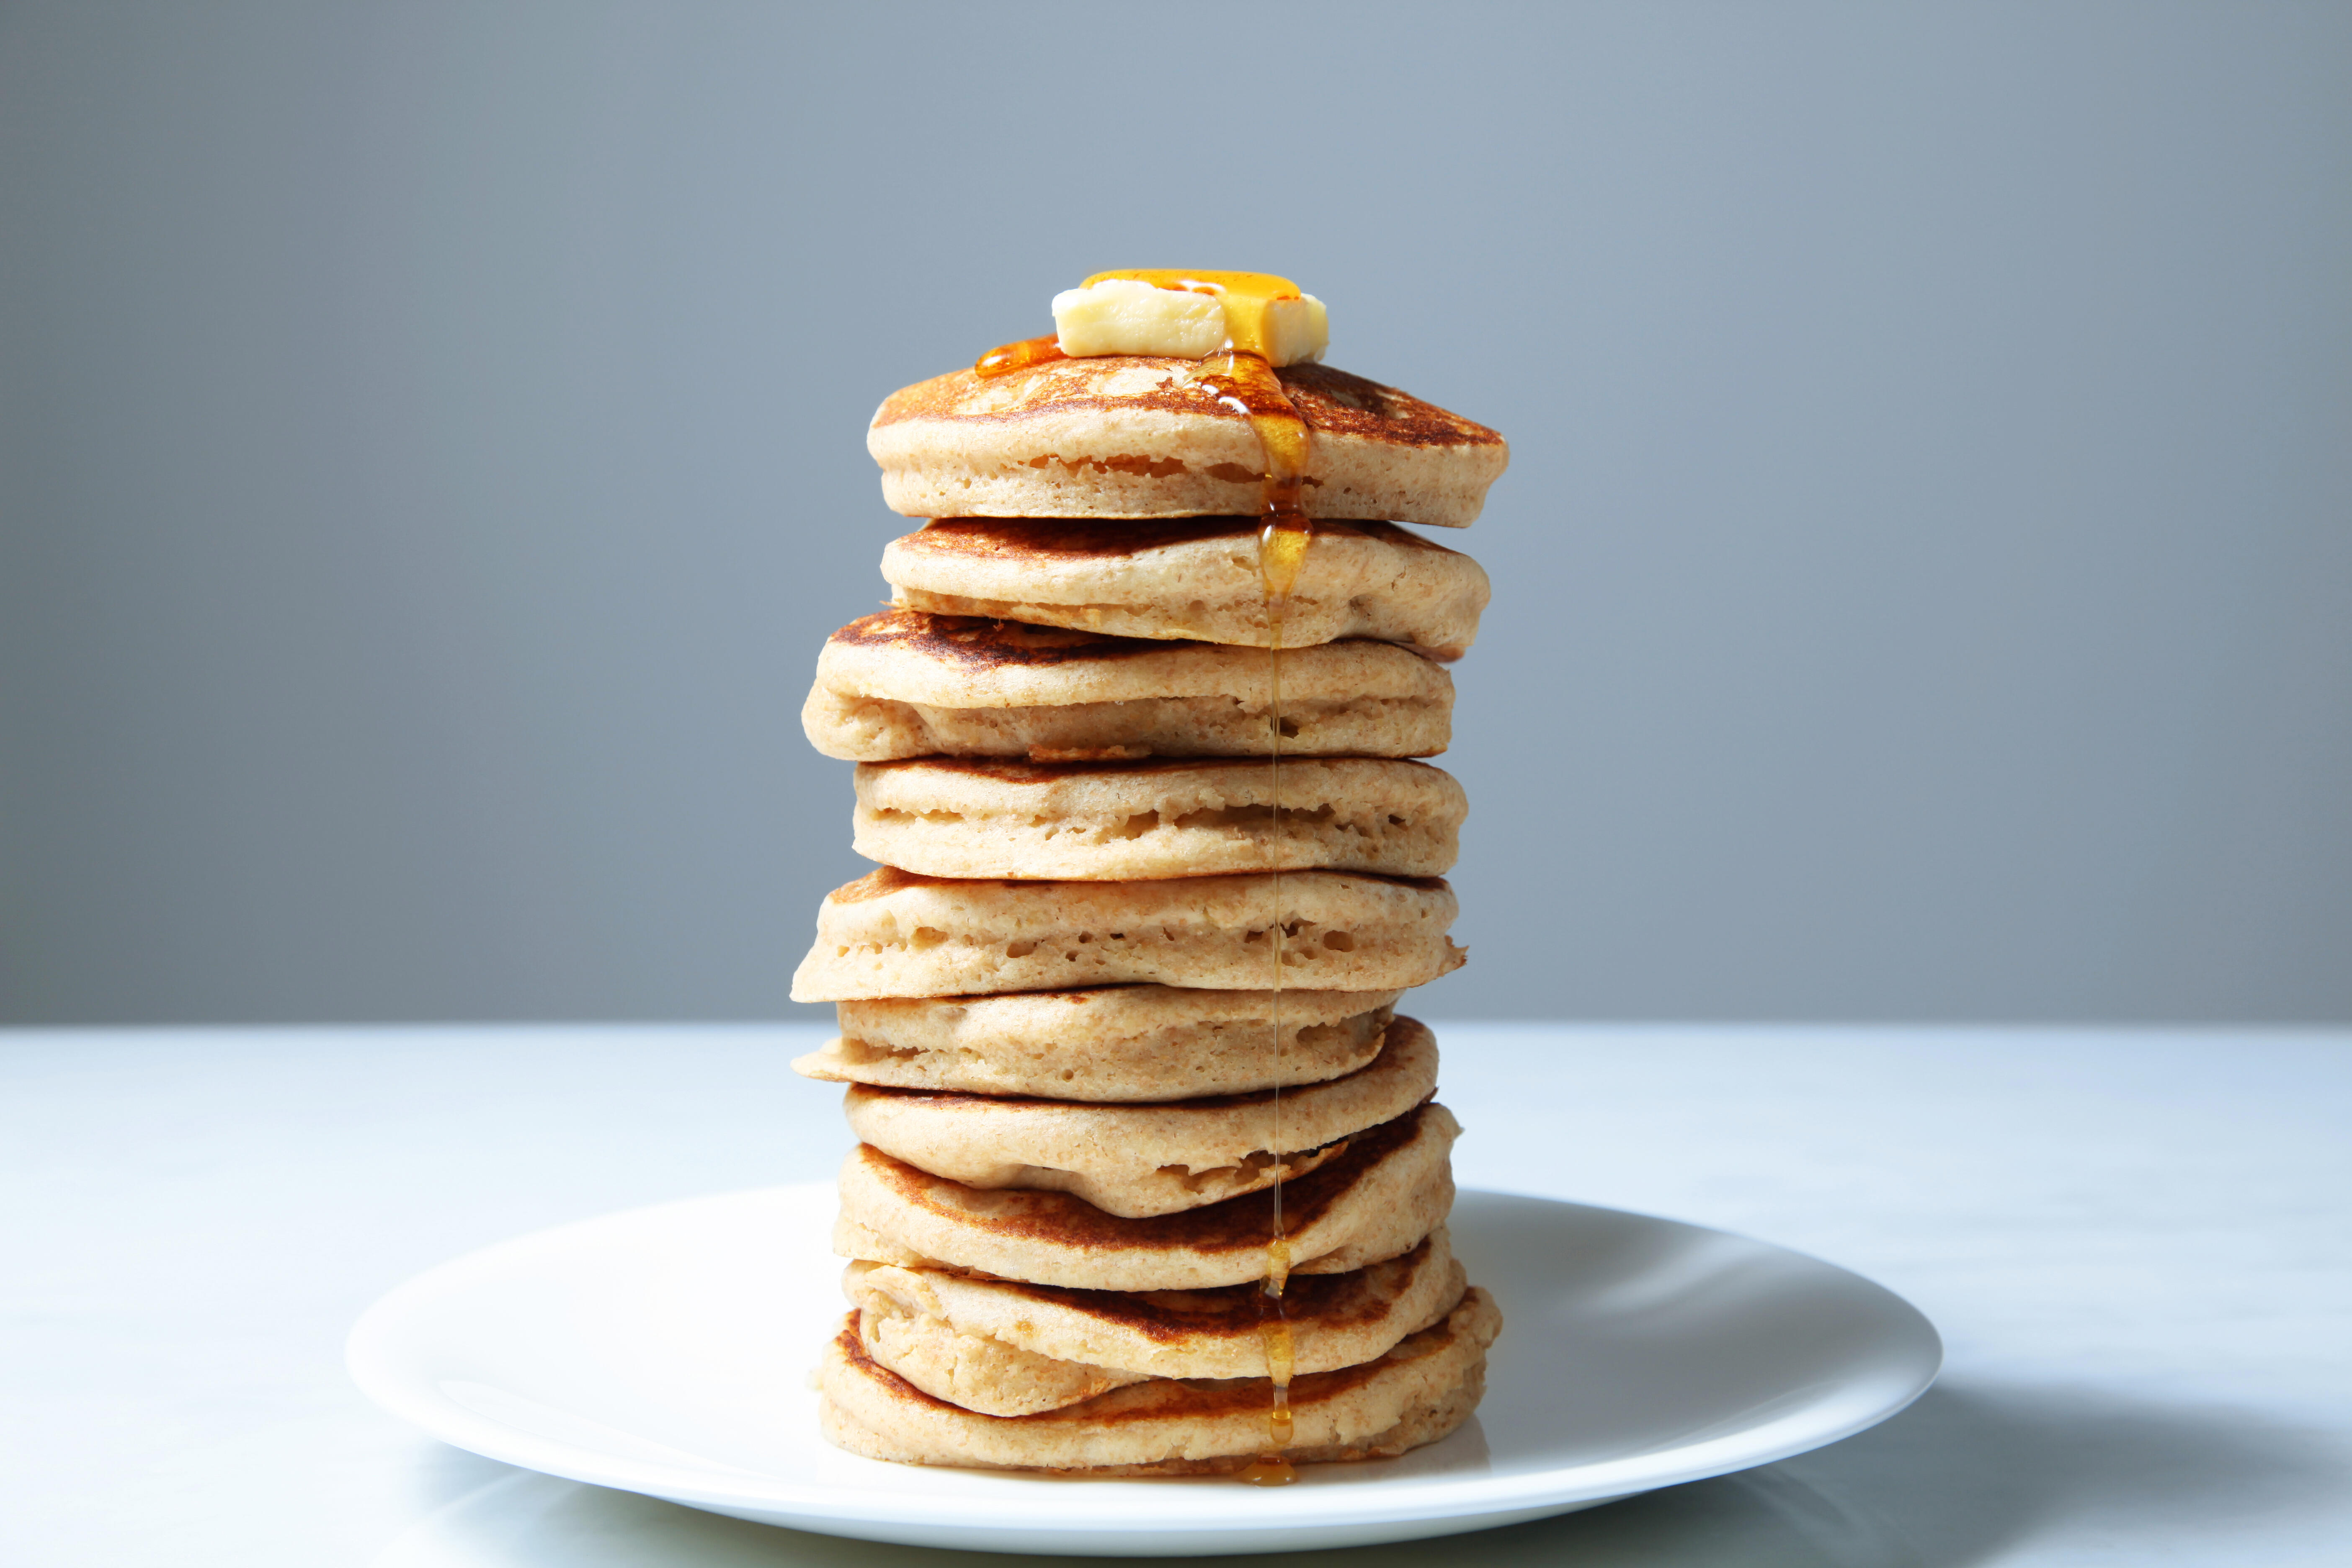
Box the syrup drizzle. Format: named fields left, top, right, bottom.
left=973, top=334, right=1068, bottom=379
left=1237, top=1310, right=1298, bottom=1487
left=1214, top=346, right=1315, bottom=1489
left=969, top=317, right=1316, bottom=1484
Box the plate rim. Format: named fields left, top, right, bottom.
left=347, top=1182, right=1942, bottom=1537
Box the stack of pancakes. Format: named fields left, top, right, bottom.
left=790, top=335, right=1509, bottom=1475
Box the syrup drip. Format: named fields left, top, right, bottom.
left=1219, top=346, right=1315, bottom=1488
left=1261, top=1317, right=1296, bottom=1436
left=1188, top=351, right=1312, bottom=529
left=973, top=334, right=1068, bottom=379
left=1237, top=1453, right=1298, bottom=1487
left=1236, top=1308, right=1298, bottom=1485
left=1261, top=1235, right=1294, bottom=1296
left=967, top=320, right=1317, bottom=1483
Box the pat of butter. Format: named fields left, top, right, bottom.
left=1052, top=271, right=1328, bottom=366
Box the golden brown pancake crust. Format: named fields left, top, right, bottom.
left=872, top=359, right=1505, bottom=454
left=858, top=1100, right=1436, bottom=1257
left=889, top=515, right=1464, bottom=564
left=911, top=1229, right=1455, bottom=1348
left=824, top=863, right=1453, bottom=904
left=845, top=1025, right=1415, bottom=1119
left=856, top=753, right=1446, bottom=786
left=829, top=611, right=1168, bottom=671
left=828, top=1307, right=1467, bottom=1429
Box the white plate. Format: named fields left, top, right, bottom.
left=348, top=1185, right=1940, bottom=1558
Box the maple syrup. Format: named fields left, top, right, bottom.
left=1237, top=345, right=1316, bottom=1488
left=971, top=299, right=1320, bottom=1484
left=973, top=333, right=1068, bottom=379
left=1260, top=1317, right=1297, bottom=1436
left=1261, top=1234, right=1295, bottom=1295
left=1237, top=1453, right=1299, bottom=1487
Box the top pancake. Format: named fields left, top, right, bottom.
left=869, top=358, right=1507, bottom=528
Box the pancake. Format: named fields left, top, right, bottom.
left=840, top=1018, right=1439, bottom=1219
left=844, top=1227, right=1467, bottom=1415
left=852, top=756, right=1465, bottom=881
left=789, top=867, right=1465, bottom=1002
left=883, top=518, right=1491, bottom=660
left=805, top=611, right=1451, bottom=762
left=795, top=987, right=1400, bottom=1102
left=818, top=1286, right=1501, bottom=1472
left=854, top=1297, right=1155, bottom=1419
left=833, top=1102, right=1459, bottom=1292
left=869, top=358, right=1508, bottom=528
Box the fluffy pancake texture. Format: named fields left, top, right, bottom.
left=834, top=1102, right=1460, bottom=1292
left=844, top=1226, right=1467, bottom=1406
left=848, top=1253, right=1464, bottom=1420
left=796, top=988, right=1399, bottom=1102
left=853, top=1301, right=1151, bottom=1417
left=883, top=518, right=1489, bottom=660
left=805, top=611, right=1450, bottom=762
left=790, top=867, right=1466, bottom=1001
left=818, top=1286, right=1501, bottom=1472
left=869, top=358, right=1507, bottom=529
left=851, top=756, right=1465, bottom=881
left=840, top=1017, right=1439, bottom=1218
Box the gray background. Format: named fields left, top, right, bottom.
left=3, top=1, right=2347, bottom=1026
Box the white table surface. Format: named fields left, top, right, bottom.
left=3, top=1023, right=2347, bottom=1566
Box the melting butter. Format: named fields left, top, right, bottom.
left=1053, top=271, right=1327, bottom=365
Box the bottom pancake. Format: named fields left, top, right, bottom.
left=818, top=1286, right=1501, bottom=1473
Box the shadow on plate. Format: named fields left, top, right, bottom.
left=1775, top=1375, right=2349, bottom=1565
left=371, top=1375, right=2349, bottom=1566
